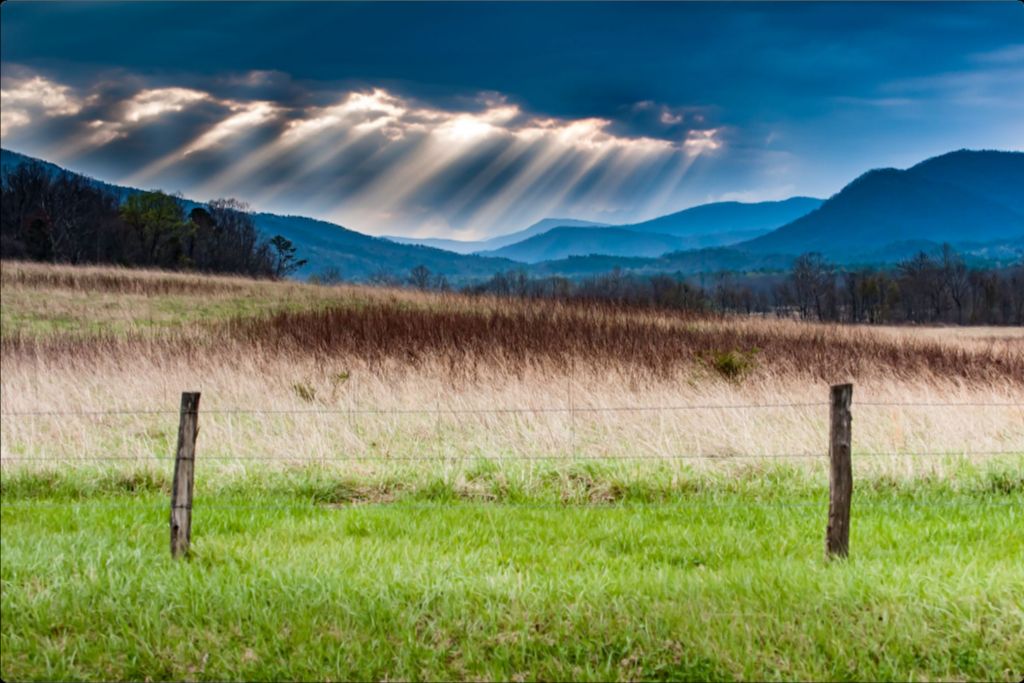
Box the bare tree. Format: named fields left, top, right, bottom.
left=408, top=264, right=432, bottom=290
left=789, top=253, right=834, bottom=320
left=939, top=243, right=969, bottom=324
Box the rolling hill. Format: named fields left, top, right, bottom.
left=909, top=149, right=1024, bottom=215
left=479, top=227, right=687, bottom=262
left=0, top=148, right=517, bottom=281
left=741, top=150, right=1024, bottom=258
left=246, top=213, right=517, bottom=281
left=480, top=198, right=823, bottom=262
left=615, top=197, right=823, bottom=237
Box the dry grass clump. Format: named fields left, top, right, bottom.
left=222, top=302, right=1024, bottom=384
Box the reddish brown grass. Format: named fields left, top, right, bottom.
left=4, top=297, right=1022, bottom=385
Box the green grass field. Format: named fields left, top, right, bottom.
left=2, top=464, right=1022, bottom=682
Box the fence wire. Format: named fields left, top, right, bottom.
left=1, top=399, right=1020, bottom=418
left=2, top=396, right=1020, bottom=465
left=1, top=450, right=1021, bottom=464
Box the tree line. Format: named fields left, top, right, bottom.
left=772, top=248, right=1023, bottom=325
left=406, top=246, right=1022, bottom=325
left=1, top=161, right=305, bottom=277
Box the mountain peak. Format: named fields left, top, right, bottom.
left=741, top=148, right=1024, bottom=258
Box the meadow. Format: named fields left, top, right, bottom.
left=1, top=260, right=1022, bottom=681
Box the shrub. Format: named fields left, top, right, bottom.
left=702, top=348, right=758, bottom=381
left=292, top=382, right=317, bottom=403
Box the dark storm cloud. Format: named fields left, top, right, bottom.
left=2, top=2, right=1022, bottom=235
left=6, top=3, right=1020, bottom=136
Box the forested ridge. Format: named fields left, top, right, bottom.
left=1, top=160, right=304, bottom=278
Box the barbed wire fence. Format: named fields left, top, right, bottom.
left=1, top=385, right=1022, bottom=558
left=3, top=399, right=1021, bottom=417
left=1, top=399, right=1019, bottom=463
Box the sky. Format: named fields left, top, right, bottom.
left=2, top=2, right=1022, bottom=239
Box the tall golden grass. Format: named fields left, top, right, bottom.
left=1, top=261, right=1021, bottom=475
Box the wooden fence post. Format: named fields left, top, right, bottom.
left=826, top=383, right=853, bottom=559
left=170, top=392, right=200, bottom=558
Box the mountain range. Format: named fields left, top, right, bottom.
left=2, top=147, right=1022, bottom=280
left=477, top=198, right=823, bottom=262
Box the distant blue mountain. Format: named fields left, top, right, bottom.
left=384, top=217, right=609, bottom=254
left=741, top=150, right=1024, bottom=257
left=480, top=198, right=823, bottom=262
left=481, top=227, right=690, bottom=263
left=616, top=197, right=823, bottom=237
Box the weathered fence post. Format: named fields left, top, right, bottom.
left=826, top=383, right=853, bottom=559
left=170, top=392, right=200, bottom=558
